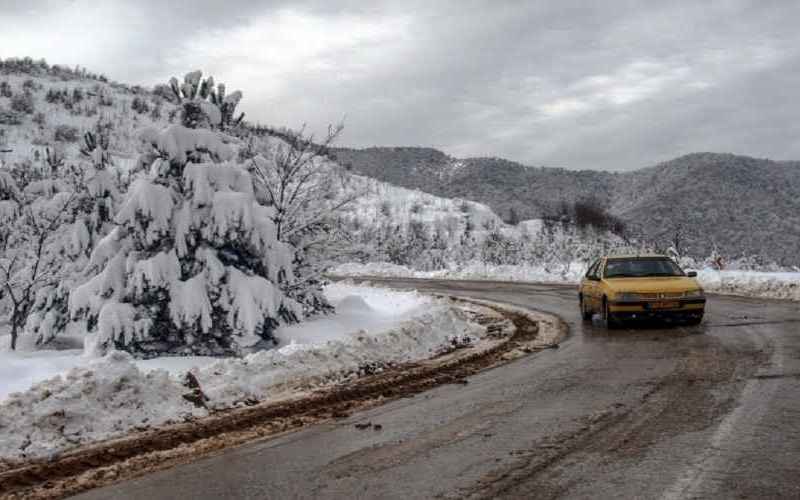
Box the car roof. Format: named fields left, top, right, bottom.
left=604, top=254, right=672, bottom=260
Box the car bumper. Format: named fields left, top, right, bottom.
left=608, top=298, right=705, bottom=318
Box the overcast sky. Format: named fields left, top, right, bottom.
left=3, top=0, right=799, bottom=170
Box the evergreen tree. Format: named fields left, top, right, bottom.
left=168, top=70, right=244, bottom=131
left=70, top=74, right=300, bottom=357
left=456, top=215, right=478, bottom=262
left=406, top=220, right=431, bottom=269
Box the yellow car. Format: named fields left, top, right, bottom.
left=578, top=255, right=705, bottom=327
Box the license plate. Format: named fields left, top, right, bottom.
left=650, top=301, right=680, bottom=309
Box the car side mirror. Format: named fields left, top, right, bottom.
left=687, top=271, right=697, bottom=278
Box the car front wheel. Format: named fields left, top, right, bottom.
left=602, top=298, right=620, bottom=329
left=579, top=295, right=593, bottom=321
left=686, top=314, right=703, bottom=326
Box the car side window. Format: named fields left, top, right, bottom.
left=594, top=260, right=605, bottom=279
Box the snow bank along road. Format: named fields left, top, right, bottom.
left=71, top=278, right=800, bottom=499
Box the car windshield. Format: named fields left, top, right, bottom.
left=604, top=258, right=684, bottom=278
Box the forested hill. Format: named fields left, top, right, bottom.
left=331, top=147, right=612, bottom=221
left=614, top=153, right=800, bottom=266
left=332, top=147, right=800, bottom=266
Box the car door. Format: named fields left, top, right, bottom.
left=583, top=259, right=601, bottom=311
left=591, top=258, right=606, bottom=309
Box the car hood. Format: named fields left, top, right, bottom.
left=603, top=277, right=702, bottom=293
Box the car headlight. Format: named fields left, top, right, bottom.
left=616, top=292, right=645, bottom=301
left=684, top=289, right=705, bottom=298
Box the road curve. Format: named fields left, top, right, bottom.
left=73, top=278, right=800, bottom=500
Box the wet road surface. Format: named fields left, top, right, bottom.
left=73, top=279, right=800, bottom=499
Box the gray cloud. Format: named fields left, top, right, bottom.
left=2, top=0, right=799, bottom=170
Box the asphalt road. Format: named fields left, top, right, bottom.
left=74, top=279, right=800, bottom=500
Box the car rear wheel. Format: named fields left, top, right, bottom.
left=579, top=295, right=593, bottom=321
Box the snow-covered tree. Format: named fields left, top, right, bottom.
left=70, top=75, right=300, bottom=357
left=481, top=230, right=520, bottom=265
left=703, top=243, right=725, bottom=270
left=665, top=222, right=688, bottom=261
left=0, top=170, right=20, bottom=253
left=168, top=70, right=244, bottom=131
left=454, top=215, right=478, bottom=262
left=0, top=169, right=76, bottom=350
left=423, top=225, right=449, bottom=270
left=247, top=123, right=357, bottom=316
left=24, top=129, right=121, bottom=345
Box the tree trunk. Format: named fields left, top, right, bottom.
left=10, top=316, right=18, bottom=351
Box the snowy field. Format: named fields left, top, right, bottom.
left=0, top=282, right=487, bottom=460
left=696, top=269, right=800, bottom=301
left=332, top=262, right=800, bottom=302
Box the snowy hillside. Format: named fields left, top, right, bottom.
left=325, top=172, right=637, bottom=275
left=336, top=173, right=502, bottom=246
left=0, top=62, right=170, bottom=174
left=333, top=147, right=800, bottom=266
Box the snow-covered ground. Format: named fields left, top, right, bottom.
left=332, top=261, right=800, bottom=302
left=0, top=284, right=437, bottom=401
left=0, top=283, right=488, bottom=461
left=273, top=282, right=433, bottom=347
left=697, top=269, right=800, bottom=301
left=332, top=261, right=588, bottom=284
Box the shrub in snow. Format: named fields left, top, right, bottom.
left=0, top=107, right=23, bottom=125
left=54, top=124, right=80, bottom=143
left=10, top=91, right=35, bottom=114
left=0, top=80, right=12, bottom=98
left=70, top=76, right=301, bottom=357
left=45, top=88, right=67, bottom=105
left=32, top=111, right=46, bottom=128
left=149, top=102, right=162, bottom=121
left=131, top=96, right=150, bottom=115
left=22, top=78, right=38, bottom=92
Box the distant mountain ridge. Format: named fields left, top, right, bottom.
left=332, top=148, right=800, bottom=265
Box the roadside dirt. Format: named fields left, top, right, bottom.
left=0, top=300, right=564, bottom=500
